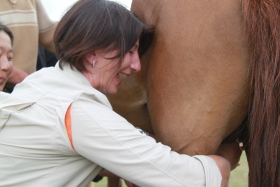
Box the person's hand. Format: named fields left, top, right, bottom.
left=6, top=67, right=28, bottom=89
left=208, top=155, right=230, bottom=187
left=208, top=142, right=243, bottom=187
left=215, top=141, right=243, bottom=170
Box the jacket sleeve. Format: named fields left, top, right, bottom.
left=36, top=0, right=57, bottom=53
left=70, top=99, right=222, bottom=187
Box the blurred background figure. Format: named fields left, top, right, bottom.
left=0, top=23, right=14, bottom=92
left=36, top=45, right=57, bottom=71
left=0, top=0, right=57, bottom=92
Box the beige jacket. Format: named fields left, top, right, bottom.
left=0, top=0, right=57, bottom=74
left=0, top=63, right=222, bottom=187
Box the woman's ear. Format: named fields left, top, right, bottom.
left=85, top=53, right=97, bottom=67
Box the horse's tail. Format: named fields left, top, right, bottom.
left=242, top=0, right=280, bottom=186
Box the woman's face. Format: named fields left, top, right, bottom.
left=83, top=40, right=141, bottom=95
left=0, top=31, right=13, bottom=91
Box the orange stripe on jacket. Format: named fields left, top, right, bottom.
left=65, top=104, right=75, bottom=151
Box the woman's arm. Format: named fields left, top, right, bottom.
left=70, top=100, right=222, bottom=186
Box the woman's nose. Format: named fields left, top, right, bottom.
left=131, top=53, right=141, bottom=72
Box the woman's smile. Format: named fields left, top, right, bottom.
left=82, top=40, right=140, bottom=95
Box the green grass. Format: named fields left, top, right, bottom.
left=229, top=152, right=248, bottom=187
left=93, top=153, right=248, bottom=187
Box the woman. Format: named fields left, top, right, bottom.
left=0, top=0, right=240, bottom=186
left=0, top=23, right=13, bottom=91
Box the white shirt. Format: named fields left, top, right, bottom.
left=0, top=62, right=221, bottom=187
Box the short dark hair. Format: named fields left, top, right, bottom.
left=54, top=0, right=144, bottom=71
left=0, top=23, right=14, bottom=45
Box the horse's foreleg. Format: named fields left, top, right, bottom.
left=107, top=176, right=122, bottom=187
left=97, top=170, right=122, bottom=187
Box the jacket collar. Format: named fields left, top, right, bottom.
left=55, top=61, right=93, bottom=88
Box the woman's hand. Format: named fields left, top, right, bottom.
left=208, top=141, right=243, bottom=187
left=215, top=141, right=243, bottom=170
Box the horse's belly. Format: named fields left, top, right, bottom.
left=110, top=0, right=250, bottom=156
left=107, top=66, right=153, bottom=133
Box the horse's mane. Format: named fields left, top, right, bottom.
left=242, top=0, right=280, bottom=186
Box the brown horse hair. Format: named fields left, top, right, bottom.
left=242, top=0, right=280, bottom=186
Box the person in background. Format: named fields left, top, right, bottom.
left=0, top=0, right=57, bottom=91
left=0, top=0, right=241, bottom=186
left=0, top=23, right=14, bottom=92
left=36, top=45, right=58, bottom=71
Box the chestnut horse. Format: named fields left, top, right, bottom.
left=108, top=0, right=280, bottom=186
